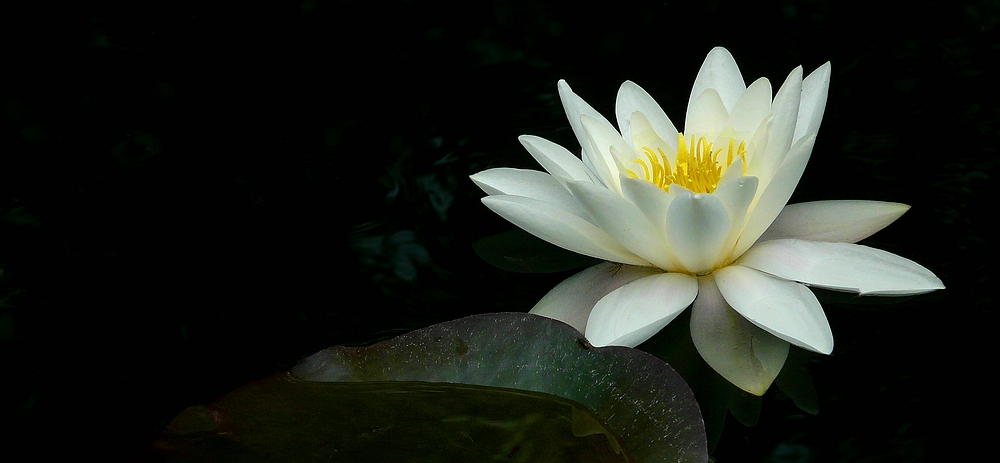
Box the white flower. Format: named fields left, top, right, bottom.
left=470, top=47, right=944, bottom=395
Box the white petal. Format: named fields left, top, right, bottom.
left=718, top=151, right=749, bottom=185
left=793, top=62, right=831, bottom=145
left=690, top=275, right=789, bottom=396
left=531, top=262, right=662, bottom=334
left=734, top=133, right=816, bottom=258
left=580, top=114, right=631, bottom=195
left=688, top=47, right=746, bottom=117
left=517, top=135, right=594, bottom=183
left=482, top=195, right=650, bottom=265
left=711, top=176, right=759, bottom=264
left=737, top=239, right=945, bottom=296
left=586, top=272, right=698, bottom=347
left=726, top=77, right=772, bottom=136
left=567, top=181, right=675, bottom=270
left=558, top=80, right=618, bottom=179
left=685, top=88, right=729, bottom=136
left=665, top=190, right=731, bottom=274
left=616, top=81, right=678, bottom=146
left=619, top=177, right=688, bottom=273
left=758, top=200, right=910, bottom=243
left=627, top=111, right=678, bottom=156
left=743, top=114, right=774, bottom=177
left=620, top=176, right=673, bottom=239
left=580, top=150, right=603, bottom=185
left=714, top=264, right=834, bottom=354
left=470, top=168, right=588, bottom=217
left=760, top=67, right=803, bottom=178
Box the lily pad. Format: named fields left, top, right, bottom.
left=151, top=313, right=708, bottom=462
left=156, top=381, right=630, bottom=462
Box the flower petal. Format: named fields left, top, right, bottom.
left=517, top=135, right=595, bottom=184
left=586, top=272, right=698, bottom=347
left=726, top=77, right=772, bottom=136
left=760, top=67, right=803, bottom=178
left=616, top=80, right=678, bottom=147
left=688, top=47, right=746, bottom=117
left=567, top=181, right=676, bottom=270
left=558, top=80, right=620, bottom=183
left=793, top=62, right=832, bottom=145
left=626, top=111, right=678, bottom=156
left=481, top=195, right=650, bottom=265
left=685, top=88, right=730, bottom=136
left=580, top=114, right=633, bottom=195
left=714, top=264, right=834, bottom=354
left=620, top=176, right=673, bottom=238
left=531, top=262, right=662, bottom=334
left=711, top=175, right=759, bottom=264
left=743, top=113, right=774, bottom=176
left=758, top=200, right=910, bottom=243
left=665, top=189, right=731, bottom=274
left=734, top=133, right=817, bottom=258
left=470, top=168, right=588, bottom=217
left=690, top=275, right=789, bottom=396
left=736, top=239, right=945, bottom=295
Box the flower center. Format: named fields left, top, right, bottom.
left=627, top=133, right=747, bottom=194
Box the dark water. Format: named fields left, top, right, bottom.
left=2, top=0, right=995, bottom=461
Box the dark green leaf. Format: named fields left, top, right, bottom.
left=152, top=313, right=708, bottom=463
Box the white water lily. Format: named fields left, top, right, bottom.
left=470, top=47, right=943, bottom=395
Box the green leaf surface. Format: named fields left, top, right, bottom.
left=155, top=381, right=630, bottom=463
left=151, top=313, right=707, bottom=462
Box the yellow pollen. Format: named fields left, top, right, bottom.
left=626, top=134, right=747, bottom=194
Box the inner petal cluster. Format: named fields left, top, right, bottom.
left=627, top=133, right=747, bottom=194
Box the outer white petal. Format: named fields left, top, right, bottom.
left=580, top=114, right=632, bottom=195
left=665, top=190, right=731, bottom=274
left=685, top=88, right=730, bottom=136
left=793, top=62, right=832, bottom=145
left=558, top=80, right=619, bottom=182
left=567, top=181, right=675, bottom=270
left=743, top=113, right=774, bottom=176
left=714, top=264, right=834, bottom=354
left=586, top=272, right=698, bottom=347
left=758, top=200, right=910, bottom=243
left=734, top=133, right=817, bottom=258
left=688, top=47, right=746, bottom=117
left=470, top=168, right=588, bottom=217
left=759, top=67, right=803, bottom=179
left=517, top=135, right=594, bottom=183
left=619, top=177, right=686, bottom=272
left=711, top=175, right=759, bottom=264
left=726, top=77, right=773, bottom=136
left=616, top=80, right=678, bottom=146
left=557, top=80, right=602, bottom=151
left=531, top=262, right=662, bottom=334
left=690, top=275, right=790, bottom=396
left=620, top=176, right=673, bottom=238
left=737, top=239, right=945, bottom=295
left=482, top=195, right=650, bottom=266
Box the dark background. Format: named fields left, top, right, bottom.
left=2, top=0, right=995, bottom=461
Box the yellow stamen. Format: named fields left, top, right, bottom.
left=626, top=133, right=747, bottom=194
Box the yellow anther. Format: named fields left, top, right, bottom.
left=626, top=133, right=748, bottom=194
